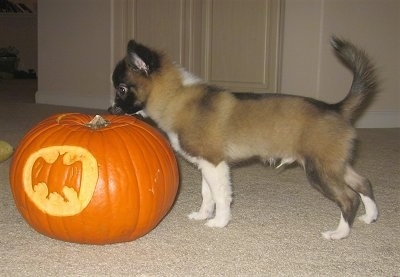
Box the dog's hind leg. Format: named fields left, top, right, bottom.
left=188, top=177, right=215, bottom=220
left=305, top=158, right=360, bottom=240
left=196, top=160, right=232, bottom=228
left=344, top=165, right=378, bottom=224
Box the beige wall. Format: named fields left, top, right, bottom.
left=36, top=0, right=113, bottom=109
left=36, top=0, right=400, bottom=127
left=281, top=0, right=399, bottom=127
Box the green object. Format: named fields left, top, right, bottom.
left=0, top=140, right=13, bottom=162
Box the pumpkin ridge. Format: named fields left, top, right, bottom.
left=121, top=125, right=161, bottom=235
left=133, top=129, right=159, bottom=233
left=122, top=126, right=147, bottom=233
left=134, top=124, right=178, bottom=215
left=111, top=127, right=142, bottom=234
left=102, top=130, right=129, bottom=239
left=13, top=122, right=60, bottom=213
left=137, top=127, right=170, bottom=217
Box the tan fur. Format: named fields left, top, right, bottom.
left=110, top=38, right=378, bottom=239
left=137, top=62, right=353, bottom=170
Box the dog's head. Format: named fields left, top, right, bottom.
left=108, top=40, right=161, bottom=115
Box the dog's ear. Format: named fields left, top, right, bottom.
left=126, top=40, right=160, bottom=75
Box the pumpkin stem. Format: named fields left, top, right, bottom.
left=85, top=115, right=110, bottom=129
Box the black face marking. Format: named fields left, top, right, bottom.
left=117, top=84, right=130, bottom=99
left=110, top=83, right=141, bottom=115
left=112, top=60, right=128, bottom=87
left=109, top=59, right=143, bottom=115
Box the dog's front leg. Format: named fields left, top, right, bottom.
left=188, top=177, right=215, bottom=220
left=197, top=160, right=232, bottom=228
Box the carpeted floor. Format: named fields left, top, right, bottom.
left=0, top=101, right=399, bottom=276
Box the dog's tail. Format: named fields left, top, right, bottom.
left=331, top=36, right=377, bottom=121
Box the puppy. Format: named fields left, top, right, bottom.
left=108, top=37, right=378, bottom=240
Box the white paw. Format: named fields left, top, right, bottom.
left=322, top=225, right=350, bottom=240
left=188, top=211, right=211, bottom=221
left=322, top=214, right=350, bottom=240
left=359, top=194, right=378, bottom=224
left=321, top=228, right=350, bottom=240
left=358, top=213, right=377, bottom=224
left=205, top=217, right=230, bottom=228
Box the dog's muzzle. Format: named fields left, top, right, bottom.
left=108, top=105, right=124, bottom=115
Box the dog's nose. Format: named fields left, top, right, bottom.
left=108, top=105, right=124, bottom=115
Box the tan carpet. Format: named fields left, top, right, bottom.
left=0, top=102, right=399, bottom=276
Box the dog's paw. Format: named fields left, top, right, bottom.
left=359, top=195, right=378, bottom=224
left=205, top=217, right=230, bottom=228
left=358, top=213, right=378, bottom=224
left=321, top=229, right=350, bottom=240
left=322, top=213, right=351, bottom=240
left=188, top=211, right=211, bottom=221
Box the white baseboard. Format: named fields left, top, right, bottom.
left=36, top=90, right=110, bottom=110
left=355, top=111, right=400, bottom=128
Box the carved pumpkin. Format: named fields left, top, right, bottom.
left=9, top=113, right=179, bottom=244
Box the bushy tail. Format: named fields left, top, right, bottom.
left=331, top=36, right=377, bottom=120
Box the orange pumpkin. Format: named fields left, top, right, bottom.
left=9, top=113, right=179, bottom=244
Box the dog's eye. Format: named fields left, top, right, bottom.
left=118, top=84, right=129, bottom=96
